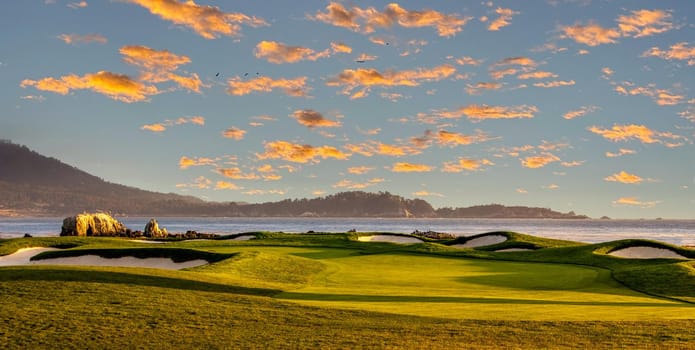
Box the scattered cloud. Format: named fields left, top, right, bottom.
left=330, top=42, right=352, bottom=54
left=460, top=104, right=538, bottom=121
left=413, top=190, right=444, bottom=197
left=242, top=189, right=286, bottom=196
left=441, top=158, right=493, bottom=172
left=255, top=41, right=336, bottom=64
left=561, top=9, right=675, bottom=46
left=347, top=166, right=374, bottom=175
left=291, top=109, right=341, bottom=128
left=120, top=45, right=206, bottom=93
left=561, top=160, right=584, bottom=167
left=311, top=2, right=471, bottom=37
left=21, top=71, right=158, bottom=103
left=390, top=162, right=433, bottom=172
left=124, top=0, right=267, bottom=39
left=227, top=76, right=309, bottom=97
left=520, top=153, right=560, bottom=168
left=333, top=177, right=384, bottom=189
left=222, top=127, right=246, bottom=140
left=326, top=64, right=456, bottom=99
left=563, top=105, right=599, bottom=120
left=588, top=124, right=686, bottom=145
left=179, top=156, right=216, bottom=169
left=176, top=176, right=211, bottom=189
left=605, top=148, right=636, bottom=158
left=561, top=22, right=621, bottom=46
left=488, top=7, right=518, bottom=31
left=543, top=184, right=560, bottom=190
left=612, top=196, right=660, bottom=208
left=216, top=167, right=259, bottom=180
left=356, top=53, right=378, bottom=62
left=642, top=42, right=694, bottom=66
left=67, top=1, right=87, bottom=9
left=215, top=181, right=241, bottom=190
left=516, top=188, right=528, bottom=194
left=613, top=82, right=684, bottom=106
left=141, top=116, right=205, bottom=133
left=257, top=141, right=350, bottom=163
left=517, top=71, right=558, bottom=80
left=455, top=56, right=483, bottom=66
left=19, top=95, right=45, bottom=102
left=605, top=171, right=643, bottom=184
left=533, top=80, right=575, bottom=88
left=465, top=82, right=503, bottom=95
left=57, top=33, right=107, bottom=45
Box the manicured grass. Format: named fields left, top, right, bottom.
left=1, top=232, right=694, bottom=348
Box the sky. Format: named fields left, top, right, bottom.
left=1, top=0, right=693, bottom=219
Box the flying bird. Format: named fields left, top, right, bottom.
left=356, top=60, right=365, bottom=63
left=215, top=72, right=220, bottom=77
left=244, top=73, right=248, bottom=76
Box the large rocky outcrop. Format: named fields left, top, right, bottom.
left=61, top=213, right=128, bottom=236
left=143, top=218, right=167, bottom=238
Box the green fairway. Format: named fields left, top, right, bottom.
left=1, top=232, right=694, bottom=348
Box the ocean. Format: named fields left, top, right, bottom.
left=0, top=217, right=694, bottom=246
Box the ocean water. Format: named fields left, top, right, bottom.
left=1, top=217, right=694, bottom=246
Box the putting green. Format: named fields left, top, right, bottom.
left=257, top=249, right=694, bottom=321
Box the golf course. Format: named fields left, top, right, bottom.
left=1, top=231, right=694, bottom=349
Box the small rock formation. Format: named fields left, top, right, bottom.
left=61, top=213, right=128, bottom=236
left=143, top=218, right=167, bottom=238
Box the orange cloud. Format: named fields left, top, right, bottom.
left=465, top=82, right=503, bottom=95
left=642, top=42, right=694, bottom=65
left=21, top=71, right=158, bottom=103
left=563, top=105, right=599, bottom=120
left=176, top=176, right=211, bottom=189
left=492, top=56, right=537, bottom=67
left=179, top=156, right=216, bottom=169
left=347, top=166, right=374, bottom=175
left=520, top=153, right=560, bottom=168
left=258, top=141, right=350, bottom=163
left=227, top=76, right=309, bottom=97
left=57, top=33, right=107, bottom=45
left=120, top=45, right=205, bottom=93
left=606, top=148, right=636, bottom=158
left=422, top=129, right=492, bottom=147
left=612, top=197, right=660, bottom=208
left=561, top=161, right=585, bottom=167
left=489, top=68, right=517, bottom=80
left=125, top=0, right=267, bottom=39
left=533, top=80, right=576, bottom=88
left=291, top=110, right=341, bottom=128
left=356, top=53, right=378, bottom=62
left=311, top=2, right=471, bottom=37
left=488, top=7, right=518, bottom=31
left=614, top=83, right=684, bottom=106
left=222, top=127, right=246, bottom=140
left=331, top=42, right=352, bottom=54
left=141, top=123, right=166, bottom=132
left=561, top=22, right=621, bottom=46
left=588, top=124, right=685, bottom=145
left=455, top=56, right=483, bottom=66
left=326, top=64, right=456, bottom=99
left=517, top=71, right=558, bottom=80
left=605, top=171, right=643, bottom=184
left=516, top=188, right=528, bottom=194
left=216, top=168, right=259, bottom=180
left=441, top=158, right=493, bottom=172
left=390, top=162, right=433, bottom=172
left=215, top=181, right=241, bottom=190
left=617, top=9, right=673, bottom=38
left=255, top=41, right=332, bottom=64
left=242, top=189, right=286, bottom=196
left=413, top=190, right=443, bottom=197
left=332, top=177, right=383, bottom=189
left=459, top=104, right=538, bottom=121
left=67, top=1, right=87, bottom=9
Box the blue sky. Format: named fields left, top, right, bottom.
left=1, top=0, right=693, bottom=218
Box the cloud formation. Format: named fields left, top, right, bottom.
left=563, top=105, right=599, bottom=120
left=588, top=124, right=685, bottom=145
left=605, top=148, right=636, bottom=158
left=613, top=83, right=684, bottom=106
left=488, top=7, right=518, bottom=31
left=179, top=156, right=216, bottom=169
left=642, top=42, right=694, bottom=66
left=612, top=197, right=660, bottom=208
left=222, top=127, right=246, bottom=140
left=520, top=153, right=560, bottom=168
left=125, top=0, right=267, bottom=39
left=291, top=110, right=341, bottom=128
left=311, top=2, right=471, bottom=37
left=533, top=80, right=575, bottom=88
left=216, top=167, right=259, bottom=180
left=333, top=177, right=384, bottom=189
left=561, top=9, right=674, bottom=46
left=347, top=166, right=374, bottom=175
left=390, top=162, right=433, bottom=172
left=459, top=104, right=538, bottom=121
left=120, top=45, right=205, bottom=93
left=141, top=116, right=205, bottom=133
left=255, top=41, right=342, bottom=64
left=326, top=64, right=456, bottom=99
left=605, top=171, right=643, bottom=184
left=258, top=141, right=349, bottom=163
left=57, top=33, right=107, bottom=45
left=227, top=76, right=309, bottom=97
left=21, top=71, right=158, bottom=103
left=441, top=158, right=493, bottom=172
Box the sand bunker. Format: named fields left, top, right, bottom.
left=232, top=235, right=255, bottom=241
left=358, top=235, right=423, bottom=244
left=608, top=246, right=690, bottom=260
left=0, top=247, right=59, bottom=266
left=128, top=240, right=167, bottom=244
left=0, top=247, right=207, bottom=270
left=495, top=248, right=532, bottom=252
left=452, top=235, right=508, bottom=248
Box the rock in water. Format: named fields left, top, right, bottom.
left=61, top=213, right=128, bottom=236
left=144, top=218, right=167, bottom=238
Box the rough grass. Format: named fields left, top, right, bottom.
left=1, top=232, right=694, bottom=348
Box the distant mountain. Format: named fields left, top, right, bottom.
left=0, top=141, right=588, bottom=219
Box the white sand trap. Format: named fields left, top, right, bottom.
left=495, top=248, right=532, bottom=252
left=608, top=246, right=690, bottom=260
left=358, top=235, right=423, bottom=244
left=232, top=235, right=255, bottom=241
left=452, top=235, right=508, bottom=248
left=0, top=247, right=59, bottom=266
left=128, top=240, right=167, bottom=244
left=33, top=256, right=207, bottom=270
